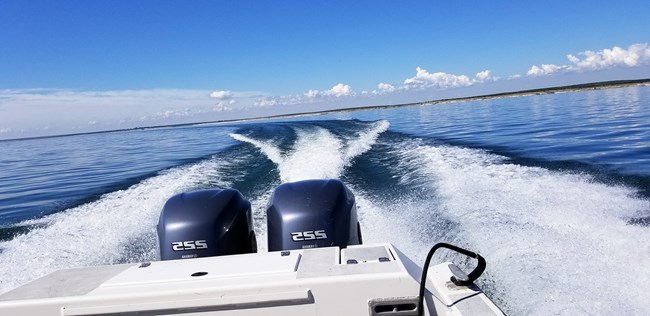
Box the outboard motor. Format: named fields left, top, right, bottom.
left=157, top=189, right=256, bottom=260
left=267, top=179, right=362, bottom=252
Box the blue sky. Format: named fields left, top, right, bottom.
left=1, top=1, right=649, bottom=139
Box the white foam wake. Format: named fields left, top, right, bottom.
left=390, top=140, right=650, bottom=315
left=249, top=188, right=275, bottom=252
left=230, top=120, right=389, bottom=183
left=229, top=134, right=283, bottom=165
left=0, top=158, right=233, bottom=293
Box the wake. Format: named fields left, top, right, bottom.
left=230, top=120, right=389, bottom=183
left=388, top=139, right=650, bottom=315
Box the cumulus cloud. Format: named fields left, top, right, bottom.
left=209, top=90, right=234, bottom=100
left=527, top=43, right=650, bottom=77
left=475, top=70, right=493, bottom=81
left=567, top=43, right=650, bottom=70
left=403, top=67, right=473, bottom=89
left=377, top=82, right=396, bottom=93
left=214, top=99, right=235, bottom=112
left=304, top=89, right=319, bottom=98
left=210, top=90, right=237, bottom=112
left=398, top=67, right=496, bottom=91
left=328, top=83, right=352, bottom=97
left=527, top=64, right=570, bottom=76
left=305, top=83, right=352, bottom=98
left=254, top=83, right=354, bottom=107
left=327, top=83, right=352, bottom=97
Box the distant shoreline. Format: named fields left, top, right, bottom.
left=3, top=78, right=649, bottom=142
left=275, top=78, right=650, bottom=117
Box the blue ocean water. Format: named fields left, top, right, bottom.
left=0, top=86, right=649, bottom=315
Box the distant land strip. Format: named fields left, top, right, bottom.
left=282, top=78, right=650, bottom=116
left=4, top=78, right=649, bottom=142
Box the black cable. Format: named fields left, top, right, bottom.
left=417, top=243, right=486, bottom=316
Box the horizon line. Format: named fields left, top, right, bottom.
left=2, top=78, right=648, bottom=142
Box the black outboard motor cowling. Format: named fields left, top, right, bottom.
left=267, top=179, right=362, bottom=252
left=157, top=189, right=256, bottom=260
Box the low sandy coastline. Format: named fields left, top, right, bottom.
left=198, top=78, right=650, bottom=125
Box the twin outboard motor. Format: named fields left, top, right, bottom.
left=157, top=189, right=256, bottom=261
left=267, top=179, right=362, bottom=251
left=157, top=179, right=362, bottom=260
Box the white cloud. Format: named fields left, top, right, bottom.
left=304, top=89, right=319, bottom=98
left=213, top=99, right=235, bottom=112
left=404, top=67, right=473, bottom=89
left=567, top=43, right=650, bottom=70
left=254, top=98, right=278, bottom=107
left=209, top=90, right=234, bottom=100
left=526, top=64, right=570, bottom=76
left=255, top=93, right=306, bottom=107
left=305, top=83, right=352, bottom=98
left=0, top=127, right=13, bottom=134
left=527, top=43, right=650, bottom=77
left=377, top=82, right=396, bottom=93
left=254, top=83, right=354, bottom=108
left=475, top=70, right=493, bottom=81
left=328, top=83, right=352, bottom=97
left=397, top=67, right=496, bottom=91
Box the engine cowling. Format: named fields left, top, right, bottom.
left=157, top=189, right=256, bottom=260
left=266, top=179, right=362, bottom=252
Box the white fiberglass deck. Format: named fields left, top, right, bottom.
left=0, top=244, right=503, bottom=316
